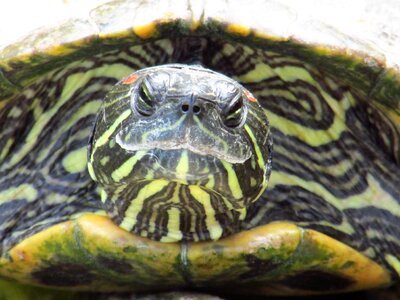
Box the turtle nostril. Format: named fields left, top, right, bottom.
left=193, top=105, right=201, bottom=114
left=181, top=104, right=189, bottom=112
left=181, top=103, right=201, bottom=114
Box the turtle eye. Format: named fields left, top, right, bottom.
left=134, top=83, right=154, bottom=116
left=223, top=96, right=246, bottom=128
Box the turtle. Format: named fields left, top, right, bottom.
left=0, top=0, right=399, bottom=299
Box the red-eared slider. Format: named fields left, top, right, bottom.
left=0, top=1, right=399, bottom=299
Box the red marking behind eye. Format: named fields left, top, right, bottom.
left=244, top=89, right=257, bottom=102
left=122, top=74, right=139, bottom=84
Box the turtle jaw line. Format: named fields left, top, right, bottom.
left=117, top=136, right=251, bottom=165
left=161, top=142, right=251, bottom=165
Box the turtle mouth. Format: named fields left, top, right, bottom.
left=116, top=114, right=252, bottom=164
left=118, top=138, right=249, bottom=165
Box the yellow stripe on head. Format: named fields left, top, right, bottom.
left=111, top=150, right=147, bottom=182
left=244, top=124, right=265, bottom=169
left=175, top=150, right=189, bottom=181
left=119, top=179, right=169, bottom=232
left=221, top=160, right=243, bottom=199
left=94, top=109, right=131, bottom=150
left=189, top=185, right=223, bottom=240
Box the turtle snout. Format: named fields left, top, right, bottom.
left=180, top=95, right=203, bottom=115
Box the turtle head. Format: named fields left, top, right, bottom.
left=88, top=64, right=272, bottom=242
